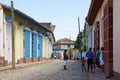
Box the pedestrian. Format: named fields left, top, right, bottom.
left=81, top=57, right=86, bottom=72
left=51, top=52, right=54, bottom=59
left=63, top=50, right=68, bottom=70
left=86, top=48, right=93, bottom=73
left=96, top=47, right=100, bottom=68
left=100, top=47, right=104, bottom=72
left=92, top=48, right=96, bottom=72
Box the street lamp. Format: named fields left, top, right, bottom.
left=11, top=0, right=15, bottom=69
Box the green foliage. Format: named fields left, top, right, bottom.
left=74, top=33, right=82, bottom=49
left=82, top=44, right=86, bottom=52
left=74, top=37, right=79, bottom=49
left=74, top=30, right=87, bottom=52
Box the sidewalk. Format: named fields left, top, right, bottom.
left=88, top=68, right=116, bottom=80
left=0, top=60, right=52, bottom=71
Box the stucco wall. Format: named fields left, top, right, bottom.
left=92, top=0, right=107, bottom=49
left=113, top=0, right=120, bottom=73
left=43, top=36, right=47, bottom=57
left=0, top=6, right=4, bottom=56
left=19, top=27, right=24, bottom=59
left=4, top=22, right=12, bottom=63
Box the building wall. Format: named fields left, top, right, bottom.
left=30, top=30, right=32, bottom=58
left=32, top=31, right=38, bottom=59
left=0, top=4, right=54, bottom=66
left=86, top=27, right=94, bottom=51
left=53, top=43, right=74, bottom=59
left=47, top=39, right=52, bottom=58
left=19, top=27, right=24, bottom=59
left=113, top=0, right=120, bottom=79
left=92, top=0, right=108, bottom=49
left=14, top=22, right=24, bottom=63
left=92, top=27, right=95, bottom=49
left=89, top=0, right=113, bottom=77
left=4, top=21, right=12, bottom=63
left=87, top=32, right=92, bottom=49
left=103, top=0, right=113, bottom=76
left=0, top=6, right=4, bottom=56
left=46, top=38, right=49, bottom=58
left=14, top=22, right=20, bottom=63
left=43, top=36, right=47, bottom=58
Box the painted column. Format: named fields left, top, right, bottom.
left=19, top=27, right=24, bottom=63
left=43, top=36, right=47, bottom=59
left=0, top=5, right=4, bottom=57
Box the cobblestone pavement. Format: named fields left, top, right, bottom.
left=0, top=60, right=116, bottom=80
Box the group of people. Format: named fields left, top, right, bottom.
left=81, top=47, right=104, bottom=73
left=63, top=47, right=104, bottom=72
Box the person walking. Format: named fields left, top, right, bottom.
left=63, top=50, right=68, bottom=70
left=92, top=48, right=96, bottom=72
left=86, top=48, right=93, bottom=73
left=81, top=57, right=86, bottom=72
left=96, top=47, right=100, bottom=68
left=99, top=47, right=104, bottom=72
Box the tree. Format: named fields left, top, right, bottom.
left=74, top=31, right=87, bottom=52
left=74, top=32, right=82, bottom=49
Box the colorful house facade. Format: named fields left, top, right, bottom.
left=86, top=0, right=120, bottom=79
left=0, top=3, right=55, bottom=66
left=53, top=38, right=75, bottom=59
left=40, top=23, right=56, bottom=59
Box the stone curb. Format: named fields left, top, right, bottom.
left=0, top=60, right=53, bottom=71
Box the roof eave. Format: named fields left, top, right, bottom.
left=1, top=4, right=51, bottom=33
left=87, top=0, right=104, bottom=26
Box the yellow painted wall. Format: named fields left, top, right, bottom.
left=14, top=22, right=18, bottom=63
left=14, top=22, right=24, bottom=63
left=19, top=27, right=24, bottom=59
left=43, top=36, right=47, bottom=57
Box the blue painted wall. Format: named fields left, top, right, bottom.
left=32, top=32, right=37, bottom=58
left=24, top=29, right=30, bottom=58
left=39, top=35, right=43, bottom=58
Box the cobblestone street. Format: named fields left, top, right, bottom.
left=0, top=60, right=115, bottom=80
left=0, top=60, right=86, bottom=80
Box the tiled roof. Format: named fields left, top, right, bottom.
left=0, top=3, right=51, bottom=33
left=54, top=38, right=74, bottom=45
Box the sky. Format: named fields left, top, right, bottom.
left=0, top=0, right=91, bottom=41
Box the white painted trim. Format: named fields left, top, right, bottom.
left=24, top=28, right=31, bottom=31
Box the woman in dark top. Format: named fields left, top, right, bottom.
left=63, top=50, right=68, bottom=69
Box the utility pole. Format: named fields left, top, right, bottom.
left=69, top=36, right=71, bottom=59
left=78, top=17, right=82, bottom=59
left=11, top=0, right=15, bottom=69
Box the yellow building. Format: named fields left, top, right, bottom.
left=0, top=3, right=55, bottom=66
